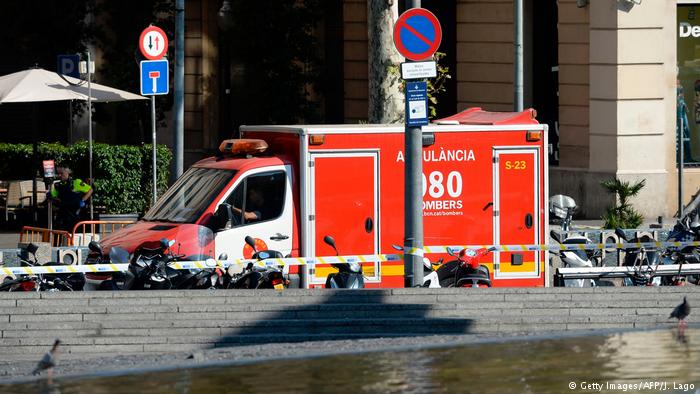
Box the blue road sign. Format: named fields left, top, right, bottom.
left=140, top=60, right=169, bottom=95
left=57, top=55, right=80, bottom=78
left=405, top=81, right=428, bottom=126
left=393, top=8, right=442, bottom=61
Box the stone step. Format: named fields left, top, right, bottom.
left=0, top=288, right=696, bottom=358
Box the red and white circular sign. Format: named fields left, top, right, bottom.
left=139, top=26, right=169, bottom=60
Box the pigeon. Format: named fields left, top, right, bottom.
left=669, top=297, right=691, bottom=329
left=32, top=339, right=61, bottom=376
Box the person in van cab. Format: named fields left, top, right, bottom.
left=231, top=188, right=265, bottom=222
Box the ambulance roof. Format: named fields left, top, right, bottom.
left=239, top=108, right=542, bottom=135
left=434, top=107, right=539, bottom=125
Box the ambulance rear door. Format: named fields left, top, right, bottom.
left=306, top=150, right=381, bottom=286
left=492, top=146, right=542, bottom=279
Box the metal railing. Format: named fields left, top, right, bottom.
left=70, top=220, right=135, bottom=246
left=19, top=226, right=71, bottom=247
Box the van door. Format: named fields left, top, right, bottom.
left=307, top=151, right=380, bottom=286
left=492, top=148, right=541, bottom=279
left=214, top=165, right=294, bottom=260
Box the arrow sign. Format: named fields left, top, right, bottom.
left=149, top=71, right=160, bottom=93
left=393, top=8, right=442, bottom=61
left=139, top=25, right=168, bottom=60
left=140, top=60, right=169, bottom=96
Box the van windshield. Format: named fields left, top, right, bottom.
left=143, top=167, right=235, bottom=223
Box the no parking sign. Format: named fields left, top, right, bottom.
left=393, top=8, right=442, bottom=61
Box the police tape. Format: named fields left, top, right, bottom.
left=3, top=240, right=700, bottom=276
left=0, top=254, right=405, bottom=276
left=423, top=240, right=700, bottom=254
left=402, top=247, right=424, bottom=257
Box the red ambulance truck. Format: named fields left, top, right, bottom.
left=98, top=107, right=549, bottom=288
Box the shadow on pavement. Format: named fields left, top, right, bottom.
left=210, top=290, right=474, bottom=348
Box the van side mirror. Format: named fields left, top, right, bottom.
left=214, top=203, right=233, bottom=230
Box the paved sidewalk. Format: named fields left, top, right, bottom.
left=0, top=232, right=18, bottom=249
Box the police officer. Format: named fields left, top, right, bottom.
left=49, top=167, right=93, bottom=231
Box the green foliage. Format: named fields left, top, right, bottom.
left=0, top=142, right=171, bottom=214
left=388, top=52, right=452, bottom=119
left=600, top=178, right=646, bottom=229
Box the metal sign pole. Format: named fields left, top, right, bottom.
left=87, top=51, right=94, bottom=220
left=48, top=199, right=52, bottom=231
left=138, top=26, right=168, bottom=207
left=404, top=0, right=423, bottom=288
left=514, top=0, right=524, bottom=111
left=151, top=95, right=157, bottom=205
left=679, top=102, right=685, bottom=218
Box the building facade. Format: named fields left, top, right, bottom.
left=181, top=0, right=688, bottom=219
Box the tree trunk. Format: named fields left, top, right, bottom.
left=368, top=0, right=403, bottom=124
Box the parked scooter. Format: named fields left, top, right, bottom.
left=323, top=235, right=364, bottom=289
left=94, top=243, right=133, bottom=290
left=549, top=194, right=577, bottom=231
left=0, top=275, right=38, bottom=292
left=417, top=246, right=494, bottom=288
left=226, top=236, right=288, bottom=289
left=550, top=230, right=600, bottom=287
left=98, top=238, right=203, bottom=290
left=7, top=243, right=85, bottom=292
left=190, top=258, right=225, bottom=289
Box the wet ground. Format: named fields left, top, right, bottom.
left=3, top=327, right=699, bottom=393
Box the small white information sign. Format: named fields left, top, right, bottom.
left=401, top=61, right=437, bottom=80
left=408, top=100, right=427, bottom=120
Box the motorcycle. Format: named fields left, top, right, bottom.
left=549, top=194, right=577, bottom=231
left=323, top=235, right=364, bottom=289
left=93, top=225, right=219, bottom=290
left=3, top=243, right=85, bottom=292
left=98, top=238, right=208, bottom=290
left=550, top=230, right=600, bottom=287
left=0, top=275, right=38, bottom=292
left=453, top=247, right=494, bottom=287
left=226, top=236, right=288, bottom=289
left=418, top=246, right=494, bottom=288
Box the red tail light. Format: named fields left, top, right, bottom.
left=19, top=280, right=36, bottom=291
left=271, top=278, right=283, bottom=286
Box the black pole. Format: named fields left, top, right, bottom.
left=173, top=0, right=184, bottom=183
left=32, top=103, right=38, bottom=223
left=404, top=0, right=423, bottom=287
left=679, top=102, right=686, bottom=218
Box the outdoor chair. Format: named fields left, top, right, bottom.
left=4, top=180, right=30, bottom=221
left=19, top=180, right=47, bottom=207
